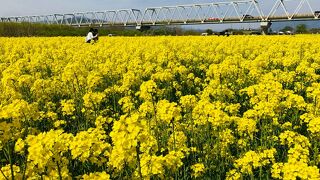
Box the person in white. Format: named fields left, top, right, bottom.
left=85, top=28, right=98, bottom=43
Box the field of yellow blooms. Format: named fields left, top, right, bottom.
left=1, top=35, right=320, bottom=179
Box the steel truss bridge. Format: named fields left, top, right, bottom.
left=1, top=0, right=319, bottom=28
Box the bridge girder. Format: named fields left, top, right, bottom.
left=1, top=0, right=319, bottom=26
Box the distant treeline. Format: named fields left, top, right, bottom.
left=0, top=22, right=202, bottom=37
left=0, top=23, right=88, bottom=37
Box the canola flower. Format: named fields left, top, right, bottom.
left=0, top=35, right=320, bottom=179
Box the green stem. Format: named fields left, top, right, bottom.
left=314, top=140, right=319, bottom=165
left=259, top=166, right=262, bottom=180
left=172, top=119, right=176, bottom=151
left=22, top=159, right=27, bottom=180
left=136, top=142, right=143, bottom=180
left=6, top=143, right=14, bottom=180
left=22, top=146, right=28, bottom=180
left=56, top=161, right=62, bottom=180
left=0, top=167, right=9, bottom=180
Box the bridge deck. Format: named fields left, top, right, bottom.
left=67, top=14, right=318, bottom=27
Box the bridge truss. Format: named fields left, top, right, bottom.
left=1, top=0, right=319, bottom=27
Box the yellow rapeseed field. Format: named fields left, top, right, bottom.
left=1, top=35, right=320, bottom=179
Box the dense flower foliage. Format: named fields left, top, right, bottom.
left=0, top=35, right=320, bottom=179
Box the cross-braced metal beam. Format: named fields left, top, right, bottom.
left=267, top=0, right=315, bottom=20
left=1, top=0, right=319, bottom=27
left=141, top=0, right=265, bottom=25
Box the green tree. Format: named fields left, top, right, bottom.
left=205, top=29, right=213, bottom=35
left=281, top=26, right=293, bottom=32
left=296, top=24, right=308, bottom=34
left=309, top=28, right=320, bottom=34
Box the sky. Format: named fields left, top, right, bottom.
left=0, top=0, right=319, bottom=30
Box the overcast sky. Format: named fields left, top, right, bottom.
left=0, top=0, right=319, bottom=17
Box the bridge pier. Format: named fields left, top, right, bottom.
left=260, top=22, right=272, bottom=35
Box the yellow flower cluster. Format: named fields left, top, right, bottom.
left=82, top=171, right=110, bottom=180
left=0, top=35, right=320, bottom=179
left=191, top=163, right=206, bottom=178
left=16, top=130, right=72, bottom=179
left=69, top=127, right=111, bottom=165
left=61, top=99, right=75, bottom=116
left=271, top=131, right=320, bottom=179
left=228, top=148, right=276, bottom=177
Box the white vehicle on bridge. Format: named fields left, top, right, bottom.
left=243, top=14, right=254, bottom=19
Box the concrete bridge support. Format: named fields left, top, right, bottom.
left=261, top=22, right=272, bottom=35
